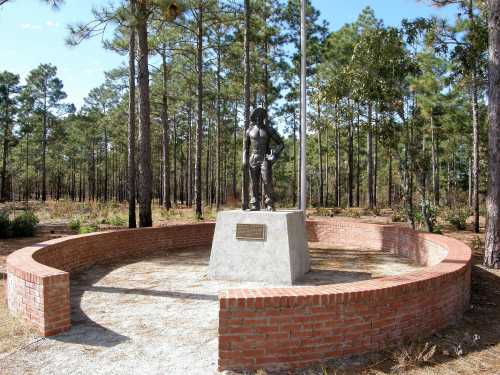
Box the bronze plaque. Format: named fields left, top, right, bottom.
left=235, top=224, right=266, bottom=241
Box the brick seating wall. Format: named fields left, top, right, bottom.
left=217, top=220, right=471, bottom=371
left=6, top=223, right=215, bottom=336
left=5, top=219, right=471, bottom=372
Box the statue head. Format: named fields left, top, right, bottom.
left=250, top=108, right=267, bottom=129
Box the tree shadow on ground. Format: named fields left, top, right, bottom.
left=296, top=269, right=373, bottom=286
left=52, top=264, right=132, bottom=348
left=80, top=285, right=218, bottom=301
left=52, top=248, right=217, bottom=348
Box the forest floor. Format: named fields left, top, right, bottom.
left=0, top=206, right=499, bottom=374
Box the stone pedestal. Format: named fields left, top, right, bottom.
left=208, top=210, right=310, bottom=285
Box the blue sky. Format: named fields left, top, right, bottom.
left=0, top=0, right=457, bottom=109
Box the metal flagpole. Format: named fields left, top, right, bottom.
left=300, top=0, right=307, bottom=211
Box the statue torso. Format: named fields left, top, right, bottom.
left=248, top=126, right=270, bottom=156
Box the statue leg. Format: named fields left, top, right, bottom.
left=249, top=163, right=261, bottom=211
left=262, top=160, right=275, bottom=211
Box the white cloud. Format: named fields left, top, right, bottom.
left=46, top=21, right=59, bottom=28
left=20, top=23, right=43, bottom=30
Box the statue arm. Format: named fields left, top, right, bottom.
left=267, top=127, right=284, bottom=163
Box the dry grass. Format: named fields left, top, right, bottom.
left=0, top=278, right=37, bottom=356
left=390, top=342, right=437, bottom=373
left=26, top=200, right=218, bottom=229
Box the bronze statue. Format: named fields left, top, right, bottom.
left=242, top=108, right=284, bottom=211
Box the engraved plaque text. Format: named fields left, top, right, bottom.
left=235, top=224, right=266, bottom=241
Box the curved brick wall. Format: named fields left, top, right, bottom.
left=6, top=219, right=471, bottom=372
left=218, top=220, right=472, bottom=371
left=6, top=223, right=215, bottom=336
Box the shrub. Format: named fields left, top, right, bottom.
left=391, top=341, right=436, bottom=373
left=0, top=211, right=12, bottom=238
left=315, top=207, right=334, bottom=217
left=413, top=210, right=422, bottom=224
left=68, top=217, right=81, bottom=231
left=419, top=201, right=438, bottom=233
left=344, top=208, right=361, bottom=218
left=79, top=224, right=98, bottom=234
left=10, top=212, right=39, bottom=237
left=109, top=215, right=126, bottom=227
left=446, top=208, right=470, bottom=230
left=392, top=207, right=406, bottom=223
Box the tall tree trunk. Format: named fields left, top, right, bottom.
left=42, top=111, right=48, bottom=202
left=216, top=46, right=222, bottom=210
left=194, top=2, right=204, bottom=219
left=335, top=112, right=341, bottom=207
left=187, top=100, right=193, bottom=207
left=484, top=0, right=500, bottom=268
left=173, top=118, right=178, bottom=204
left=430, top=110, right=440, bottom=206
left=232, top=105, right=237, bottom=200
left=367, top=103, right=374, bottom=209
left=471, top=80, right=480, bottom=233
left=127, top=0, right=137, bottom=228
left=325, top=125, right=329, bottom=207
left=25, top=132, right=30, bottom=202
left=1, top=96, right=10, bottom=202
left=356, top=108, right=360, bottom=207
left=347, top=100, right=354, bottom=208
left=136, top=2, right=152, bottom=227
left=388, top=153, right=393, bottom=207
left=468, top=156, right=473, bottom=208
left=104, top=126, right=108, bottom=202
left=161, top=49, right=171, bottom=210
left=205, top=119, right=211, bottom=204
left=293, top=112, right=297, bottom=207
left=317, top=103, right=323, bottom=207
left=447, top=160, right=452, bottom=207
left=468, top=0, right=480, bottom=233
left=78, top=161, right=82, bottom=202
left=241, top=0, right=251, bottom=210
left=91, top=140, right=96, bottom=200
left=374, top=120, right=378, bottom=207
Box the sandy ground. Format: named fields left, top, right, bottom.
left=1, top=244, right=421, bottom=375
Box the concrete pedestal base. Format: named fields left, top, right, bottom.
left=208, top=210, right=310, bottom=285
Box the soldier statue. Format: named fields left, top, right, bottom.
left=242, top=108, right=284, bottom=211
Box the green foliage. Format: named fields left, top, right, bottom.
left=109, top=215, right=126, bottom=227
left=79, top=224, right=99, bottom=234
left=414, top=210, right=424, bottom=225
left=10, top=212, right=39, bottom=237
left=343, top=208, right=362, bottom=218
left=0, top=211, right=12, bottom=238
left=418, top=201, right=439, bottom=233
left=68, top=217, right=81, bottom=231
left=0, top=211, right=39, bottom=238
left=445, top=208, right=470, bottom=230
left=391, top=207, right=406, bottom=223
